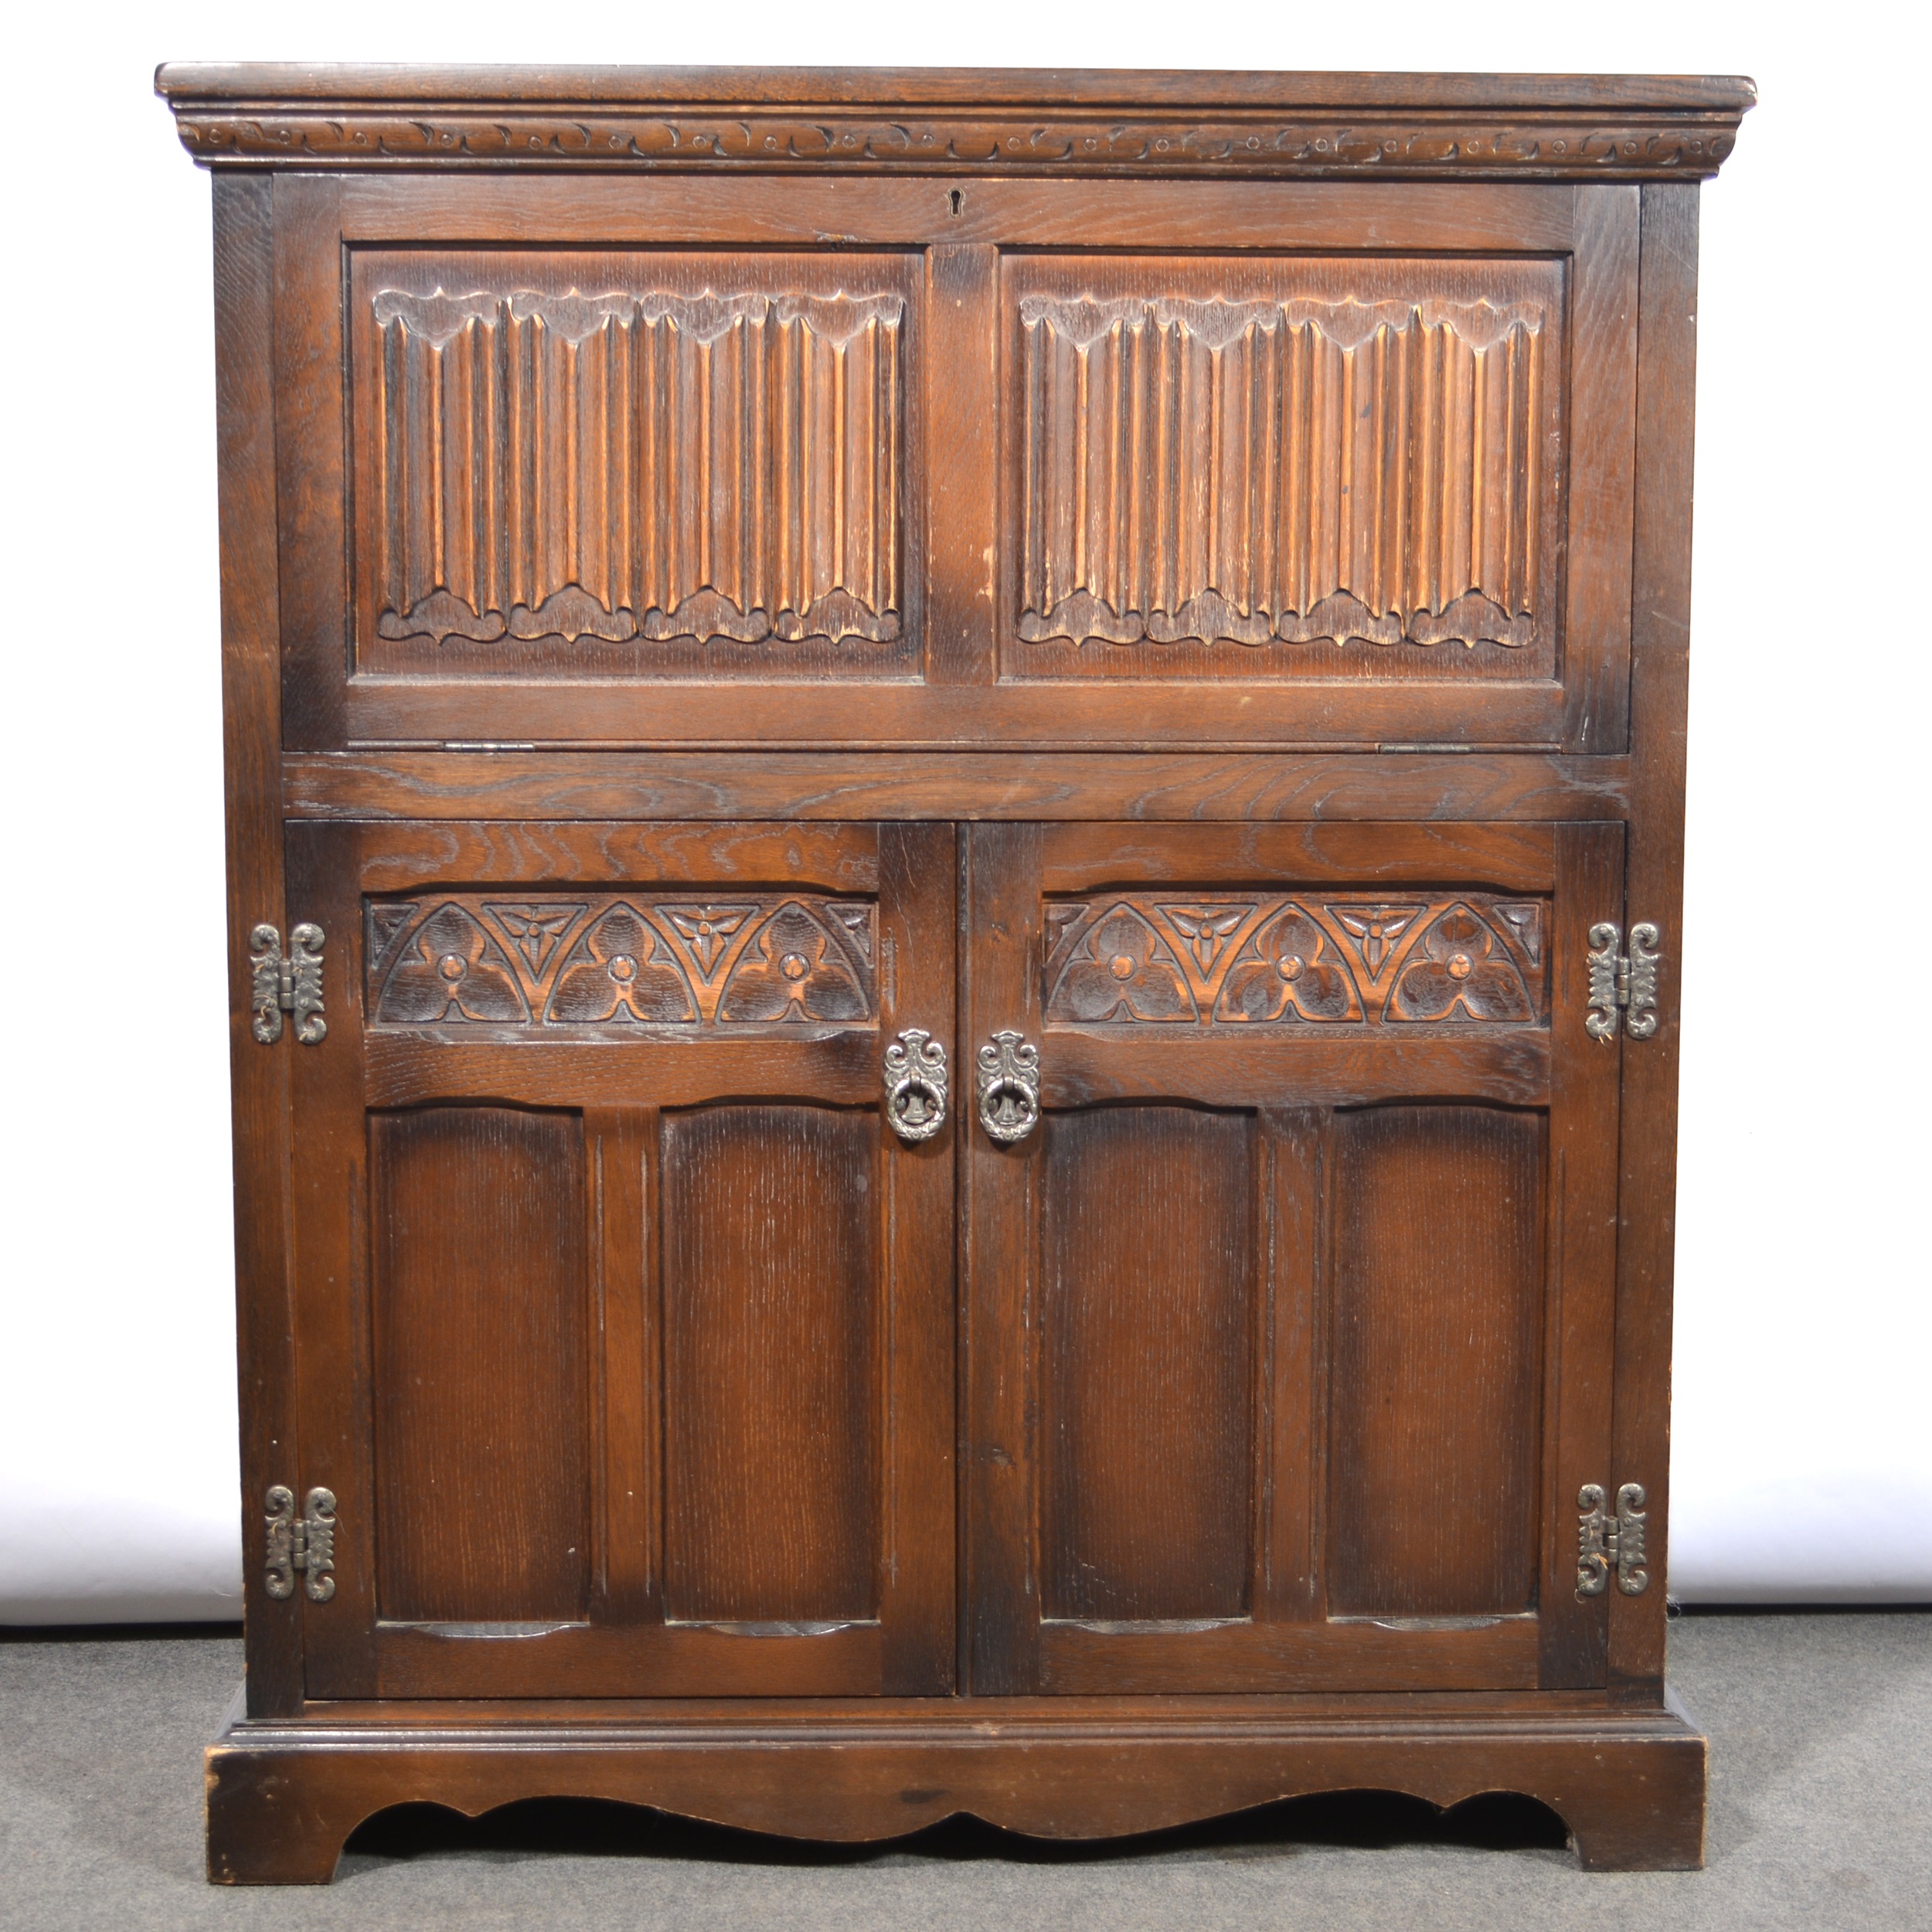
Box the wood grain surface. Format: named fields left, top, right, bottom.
left=1041, top=1106, right=1256, bottom=1622
left=369, top=1106, right=591, bottom=1624
left=1328, top=1105, right=1545, bottom=1617
left=661, top=1106, right=879, bottom=1624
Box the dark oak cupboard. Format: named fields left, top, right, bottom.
left=158, top=63, right=1750, bottom=1881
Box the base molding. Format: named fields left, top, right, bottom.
left=206, top=1688, right=1706, bottom=1883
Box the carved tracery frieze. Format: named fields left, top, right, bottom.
left=366, top=895, right=877, bottom=1029
left=1044, top=893, right=1545, bottom=1026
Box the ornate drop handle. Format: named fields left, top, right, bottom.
left=976, top=1030, right=1042, bottom=1145
left=883, top=1030, right=949, bottom=1143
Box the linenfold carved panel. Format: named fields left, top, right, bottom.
left=352, top=252, right=916, bottom=671
left=1006, top=258, right=1564, bottom=677
left=1044, top=893, right=1546, bottom=1026
left=366, top=894, right=877, bottom=1030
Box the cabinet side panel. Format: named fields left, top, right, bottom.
left=1041, top=1105, right=1255, bottom=1621
left=214, top=173, right=300, bottom=1714
left=661, top=1104, right=879, bottom=1623
left=369, top=1106, right=590, bottom=1622
left=1613, top=182, right=1701, bottom=1689
left=1328, top=1104, right=1544, bottom=1616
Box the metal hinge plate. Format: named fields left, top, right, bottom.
left=250, top=923, right=326, bottom=1045
left=1577, top=1482, right=1650, bottom=1597
left=265, top=1485, right=338, bottom=1602
left=1585, top=921, right=1660, bottom=1042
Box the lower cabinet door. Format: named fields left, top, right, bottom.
left=286, top=821, right=956, bottom=1699
left=963, top=822, right=1623, bottom=1693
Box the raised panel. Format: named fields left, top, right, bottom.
left=1004, top=255, right=1564, bottom=682
left=1328, top=1104, right=1546, bottom=1617
left=1040, top=1105, right=1255, bottom=1622
left=1045, top=891, right=1546, bottom=1027
left=660, top=1104, right=879, bottom=1624
left=369, top=1106, right=590, bottom=1624
left=365, top=892, right=877, bottom=1034
left=350, top=250, right=919, bottom=678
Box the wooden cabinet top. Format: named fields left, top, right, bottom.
left=157, top=65, right=1752, bottom=180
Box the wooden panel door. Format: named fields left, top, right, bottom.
left=964, top=821, right=1622, bottom=1693
left=285, top=821, right=955, bottom=1699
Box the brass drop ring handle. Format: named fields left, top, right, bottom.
left=883, top=1029, right=949, bottom=1143
left=976, top=1030, right=1042, bottom=1145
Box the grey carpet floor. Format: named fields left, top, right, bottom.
left=1, top=1612, right=1927, bottom=1930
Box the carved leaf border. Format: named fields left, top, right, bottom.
left=174, top=113, right=1740, bottom=179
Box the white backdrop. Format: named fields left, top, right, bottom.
left=3, top=0, right=1926, bottom=1621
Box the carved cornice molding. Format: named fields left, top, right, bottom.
left=156, top=68, right=1753, bottom=180
left=165, top=112, right=1740, bottom=180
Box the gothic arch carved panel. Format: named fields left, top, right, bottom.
left=1044, top=893, right=1546, bottom=1027
left=366, top=894, right=878, bottom=1032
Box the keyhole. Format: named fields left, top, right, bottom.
left=948, top=188, right=964, bottom=217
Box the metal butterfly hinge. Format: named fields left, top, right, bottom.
left=265, top=1485, right=338, bottom=1602
left=1577, top=1482, right=1650, bottom=1597
left=1585, top=921, right=1660, bottom=1043
left=250, top=923, right=326, bottom=1044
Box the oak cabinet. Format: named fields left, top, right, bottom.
left=160, top=62, right=1750, bottom=1883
